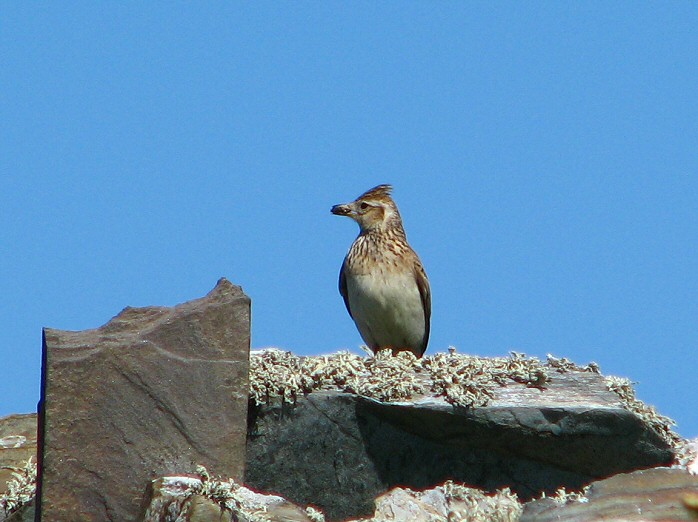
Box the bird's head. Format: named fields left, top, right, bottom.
left=331, top=184, right=403, bottom=233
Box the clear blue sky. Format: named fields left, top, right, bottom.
left=2, top=4, right=696, bottom=437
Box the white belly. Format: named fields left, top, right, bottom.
left=346, top=271, right=425, bottom=352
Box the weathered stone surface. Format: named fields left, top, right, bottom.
left=368, top=483, right=521, bottom=522
left=246, top=370, right=675, bottom=521
left=0, top=415, right=36, bottom=497
left=37, top=278, right=250, bottom=521
left=247, top=392, right=379, bottom=521
left=371, top=487, right=449, bottom=521
left=520, top=467, right=698, bottom=521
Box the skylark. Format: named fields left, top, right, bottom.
left=331, top=184, right=431, bottom=357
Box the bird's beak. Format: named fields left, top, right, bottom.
left=331, top=203, right=353, bottom=216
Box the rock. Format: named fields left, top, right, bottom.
left=36, top=279, right=250, bottom=521
left=246, top=357, right=675, bottom=521
left=371, top=487, right=449, bottom=521
left=5, top=343, right=690, bottom=520
left=520, top=467, right=698, bottom=521
left=0, top=414, right=37, bottom=497
left=368, top=482, right=521, bottom=522
left=186, top=495, right=233, bottom=522
left=141, top=474, right=316, bottom=522
left=247, top=392, right=379, bottom=521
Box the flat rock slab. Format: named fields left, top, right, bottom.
left=37, top=278, right=250, bottom=521
left=246, top=371, right=674, bottom=521
left=521, top=467, right=698, bottom=521
left=380, top=372, right=671, bottom=478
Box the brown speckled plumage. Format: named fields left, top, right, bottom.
left=331, top=185, right=431, bottom=357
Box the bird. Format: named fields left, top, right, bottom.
left=331, top=184, right=431, bottom=357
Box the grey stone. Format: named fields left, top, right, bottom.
left=246, top=371, right=675, bottom=522
left=370, top=483, right=521, bottom=522
left=37, top=278, right=250, bottom=521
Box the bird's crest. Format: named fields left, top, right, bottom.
left=357, top=184, right=393, bottom=202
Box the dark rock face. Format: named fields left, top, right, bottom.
left=37, top=279, right=250, bottom=522
left=521, top=468, right=698, bottom=521
left=247, top=393, right=381, bottom=521
left=246, top=371, right=675, bottom=522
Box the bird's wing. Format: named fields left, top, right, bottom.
left=338, top=257, right=353, bottom=319
left=413, top=259, right=431, bottom=356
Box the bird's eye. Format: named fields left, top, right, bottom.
left=359, top=202, right=369, bottom=210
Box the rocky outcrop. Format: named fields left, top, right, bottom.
left=1, top=303, right=694, bottom=521
left=36, top=279, right=250, bottom=521
left=245, top=350, right=679, bottom=521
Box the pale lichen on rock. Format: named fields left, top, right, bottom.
left=0, top=457, right=36, bottom=518
left=143, top=465, right=324, bottom=522
left=344, top=350, right=427, bottom=402
left=423, top=350, right=551, bottom=407
left=604, top=375, right=685, bottom=454
left=547, top=486, right=591, bottom=505
left=250, top=348, right=559, bottom=409
left=440, top=481, right=523, bottom=522
left=545, top=354, right=600, bottom=374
